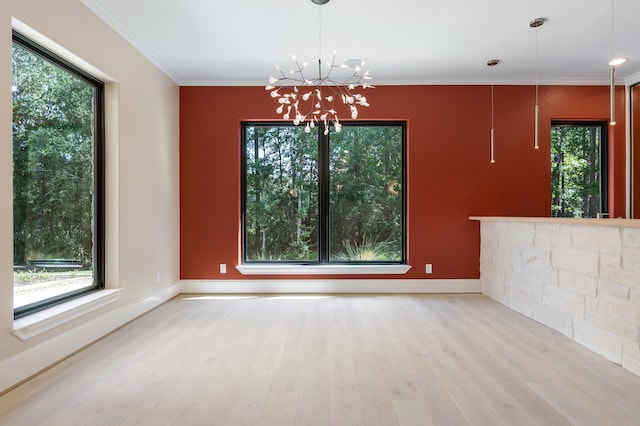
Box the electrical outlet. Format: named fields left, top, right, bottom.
left=425, top=264, right=433, bottom=274
left=156, top=272, right=161, bottom=283
left=220, top=263, right=227, bottom=274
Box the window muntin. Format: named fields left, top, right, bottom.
left=12, top=31, right=104, bottom=318
left=551, top=121, right=608, bottom=218
left=242, top=122, right=405, bottom=264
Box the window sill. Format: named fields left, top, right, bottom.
left=12, top=289, right=121, bottom=341
left=236, top=264, right=412, bottom=275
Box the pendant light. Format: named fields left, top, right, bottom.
left=609, top=0, right=627, bottom=126
left=487, top=59, right=500, bottom=164
left=530, top=18, right=545, bottom=150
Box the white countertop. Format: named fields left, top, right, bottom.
left=469, top=216, right=640, bottom=228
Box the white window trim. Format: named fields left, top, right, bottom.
left=236, top=264, right=411, bottom=275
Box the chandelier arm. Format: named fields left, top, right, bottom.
left=274, top=69, right=308, bottom=84
left=324, top=54, right=341, bottom=81
left=344, top=74, right=365, bottom=85
left=323, top=77, right=360, bottom=87
left=323, top=66, right=333, bottom=81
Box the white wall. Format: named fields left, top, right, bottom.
left=0, top=0, right=180, bottom=391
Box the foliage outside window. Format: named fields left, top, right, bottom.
left=242, top=122, right=405, bottom=263
left=551, top=122, right=607, bottom=218
left=12, top=32, right=104, bottom=318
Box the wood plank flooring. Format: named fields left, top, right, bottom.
left=1, top=294, right=640, bottom=425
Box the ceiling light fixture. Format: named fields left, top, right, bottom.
left=487, top=59, right=500, bottom=164
left=609, top=57, right=628, bottom=67
left=530, top=17, right=545, bottom=150
left=265, top=0, right=373, bottom=134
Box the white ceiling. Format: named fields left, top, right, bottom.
left=81, top=0, right=640, bottom=86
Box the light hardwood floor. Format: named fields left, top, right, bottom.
left=1, top=294, right=640, bottom=425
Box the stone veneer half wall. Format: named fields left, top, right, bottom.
left=472, top=217, right=640, bottom=376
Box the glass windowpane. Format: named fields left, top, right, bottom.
left=244, top=125, right=319, bottom=261
left=12, top=38, right=99, bottom=311
left=328, top=126, right=403, bottom=261
left=551, top=123, right=605, bottom=218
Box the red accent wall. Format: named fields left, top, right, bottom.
left=180, top=85, right=626, bottom=280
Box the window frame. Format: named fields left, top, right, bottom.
left=550, top=120, right=608, bottom=217
left=241, top=121, right=407, bottom=265
left=631, top=82, right=640, bottom=218
left=12, top=31, right=105, bottom=319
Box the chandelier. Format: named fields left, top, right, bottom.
left=265, top=0, right=373, bottom=134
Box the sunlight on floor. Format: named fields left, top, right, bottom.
left=181, top=295, right=256, bottom=301
left=180, top=294, right=335, bottom=301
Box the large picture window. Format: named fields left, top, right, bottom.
left=242, top=122, right=405, bottom=264
left=12, top=31, right=104, bottom=318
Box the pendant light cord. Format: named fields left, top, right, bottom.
left=318, top=4, right=322, bottom=79
left=487, top=59, right=498, bottom=163
left=535, top=26, right=539, bottom=107
left=491, top=68, right=495, bottom=129
left=611, top=0, right=615, bottom=60
left=491, top=67, right=495, bottom=163
left=610, top=0, right=616, bottom=125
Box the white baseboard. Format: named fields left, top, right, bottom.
left=180, top=279, right=481, bottom=294
left=0, top=283, right=180, bottom=394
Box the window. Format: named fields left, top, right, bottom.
left=12, top=31, right=104, bottom=318
left=551, top=121, right=608, bottom=218
left=242, top=122, right=405, bottom=264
